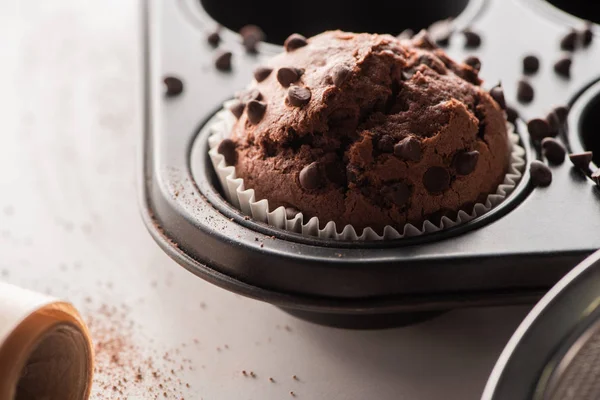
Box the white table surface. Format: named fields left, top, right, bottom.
left=0, top=1, right=532, bottom=399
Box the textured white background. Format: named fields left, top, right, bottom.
left=0, top=1, right=531, bottom=399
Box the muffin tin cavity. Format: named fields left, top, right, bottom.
left=199, top=0, right=472, bottom=45
left=543, top=0, right=600, bottom=24
left=569, top=80, right=600, bottom=168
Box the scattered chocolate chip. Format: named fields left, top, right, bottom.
left=454, top=150, right=480, bottom=175
left=277, top=67, right=301, bottom=87
left=517, top=80, right=534, bottom=103
left=554, top=56, right=572, bottom=78
left=489, top=83, right=506, bottom=110
left=527, top=118, right=550, bottom=141
left=464, top=56, right=481, bottom=72
left=541, top=138, right=566, bottom=165
left=463, top=28, right=481, bottom=49
left=582, top=22, right=594, bottom=47
left=546, top=111, right=561, bottom=137
left=284, top=33, right=308, bottom=52
left=228, top=100, right=245, bottom=119
left=287, top=86, right=311, bottom=107
left=285, top=207, right=299, bottom=219
left=553, top=106, right=569, bottom=123
left=592, top=169, right=600, bottom=185
left=254, top=66, right=273, bottom=82
left=217, top=139, right=237, bottom=165
left=240, top=25, right=265, bottom=53
left=569, top=152, right=593, bottom=170
left=560, top=29, right=578, bottom=51
left=396, top=29, right=414, bottom=40
left=299, top=162, right=322, bottom=190
left=214, top=51, right=232, bottom=71
left=428, top=18, right=453, bottom=47
left=381, top=183, right=410, bottom=207
left=376, top=135, right=395, bottom=153
left=523, top=55, right=540, bottom=75
left=246, top=100, right=266, bottom=124
left=506, top=106, right=519, bottom=125
left=163, top=76, right=183, bottom=97
left=423, top=167, right=450, bottom=194
left=207, top=30, right=221, bottom=47
left=530, top=160, right=552, bottom=187
left=238, top=88, right=262, bottom=104
left=331, top=65, right=351, bottom=87
left=394, top=137, right=421, bottom=162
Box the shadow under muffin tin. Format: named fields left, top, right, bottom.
left=141, top=0, right=600, bottom=328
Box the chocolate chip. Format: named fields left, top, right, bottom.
left=528, top=118, right=550, bottom=141
left=240, top=25, right=265, bottom=53
left=530, top=160, right=552, bottom=187
left=396, top=29, right=414, bottom=40
left=582, top=22, right=594, bottom=47
left=554, top=56, right=572, bottom=78
left=517, top=80, right=534, bottom=103
left=299, top=162, right=322, bottom=190
left=163, top=76, right=183, bottom=97
left=523, top=55, right=540, bottom=75
left=287, top=86, right=311, bottom=107
left=381, top=183, right=410, bottom=207
left=560, top=30, right=578, bottom=51
left=238, top=88, right=262, bottom=104
left=541, top=138, right=566, bottom=165
left=284, top=34, right=308, bottom=52
left=506, top=106, right=519, bottom=125
left=464, top=56, right=481, bottom=72
left=215, top=51, right=232, bottom=71
left=246, top=100, right=266, bottom=124
left=546, top=112, right=561, bottom=137
left=331, top=65, right=351, bottom=87
left=592, top=169, right=600, bottom=186
left=489, top=83, right=506, bottom=110
left=394, top=137, right=421, bottom=162
left=217, top=139, right=237, bottom=165
left=423, top=167, right=450, bottom=194
left=376, top=135, right=394, bottom=153
left=428, top=18, right=453, bottom=47
left=453, top=150, right=480, bottom=175
left=254, top=66, right=273, bottom=82
left=553, top=106, right=569, bottom=123
left=463, top=28, right=481, bottom=49
left=207, top=30, right=221, bottom=47
left=229, top=100, right=245, bottom=119
left=569, top=152, right=593, bottom=170
left=277, top=67, right=301, bottom=87
left=285, top=207, right=299, bottom=219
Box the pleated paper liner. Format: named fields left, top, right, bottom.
left=204, top=100, right=526, bottom=240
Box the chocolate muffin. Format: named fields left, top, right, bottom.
left=225, top=31, right=511, bottom=233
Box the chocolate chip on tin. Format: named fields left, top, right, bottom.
left=228, top=100, right=245, bottom=119
left=517, top=80, right=534, bottom=103
left=394, top=137, right=421, bottom=162
left=377, top=135, right=395, bottom=153
left=489, top=83, right=506, bottom=110
left=284, top=33, right=308, bottom=52
left=163, top=76, right=183, bottom=97
left=462, top=28, right=481, bottom=49
left=553, top=56, right=572, bottom=78
left=299, top=162, right=322, bottom=190
left=237, top=88, right=262, bottom=104
left=592, top=169, right=600, bottom=186
left=428, top=18, right=453, bottom=47
left=331, top=65, right=351, bottom=87
left=277, top=67, right=301, bottom=87
left=285, top=207, right=300, bottom=219
left=453, top=150, right=480, bottom=175
left=506, top=106, right=519, bottom=125
left=523, top=55, right=540, bottom=75
left=560, top=29, right=579, bottom=51
left=254, top=66, right=273, bottom=82
left=552, top=105, right=569, bottom=124
left=423, top=166, right=450, bottom=194
left=215, top=51, right=232, bottom=71
left=246, top=100, right=267, bottom=124
left=464, top=56, right=481, bottom=72
left=217, top=138, right=237, bottom=165
left=287, top=86, right=311, bottom=107
left=530, top=160, right=552, bottom=187
left=240, top=25, right=265, bottom=53
left=582, top=22, right=594, bottom=47
left=541, top=137, right=566, bottom=165
left=527, top=118, right=550, bottom=141
left=207, top=30, right=221, bottom=47
left=396, top=29, right=414, bottom=41
left=381, top=183, right=411, bottom=207
left=546, top=111, right=561, bottom=137
left=569, top=151, right=593, bottom=170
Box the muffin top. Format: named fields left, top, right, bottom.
left=227, top=30, right=510, bottom=232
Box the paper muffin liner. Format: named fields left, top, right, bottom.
left=205, top=100, right=526, bottom=240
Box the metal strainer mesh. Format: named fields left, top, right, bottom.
left=545, top=319, right=600, bottom=400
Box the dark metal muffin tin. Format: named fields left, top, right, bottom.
left=141, top=0, right=600, bottom=328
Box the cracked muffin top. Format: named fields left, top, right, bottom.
left=223, top=30, right=511, bottom=233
